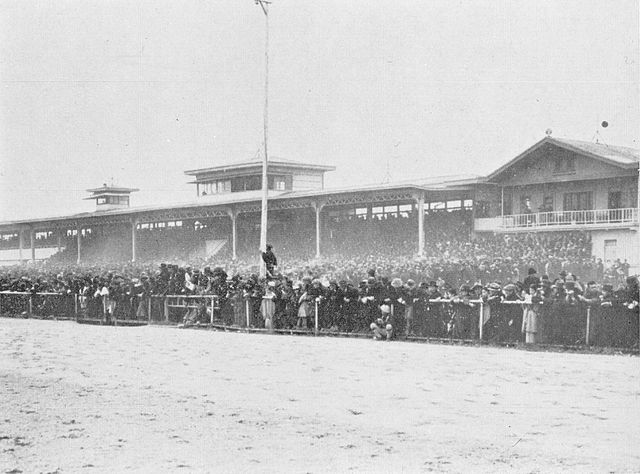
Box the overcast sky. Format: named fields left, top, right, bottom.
left=1, top=0, right=638, bottom=221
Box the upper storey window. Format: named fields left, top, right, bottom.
left=553, top=156, right=576, bottom=174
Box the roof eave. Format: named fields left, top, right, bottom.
left=487, top=137, right=639, bottom=182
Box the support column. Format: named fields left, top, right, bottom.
left=18, top=229, right=24, bottom=263
left=30, top=228, right=36, bottom=262
left=57, top=230, right=62, bottom=253
left=131, top=220, right=137, bottom=263
left=417, top=195, right=425, bottom=257
left=314, top=202, right=324, bottom=259
left=76, top=225, right=82, bottom=265
left=227, top=208, right=237, bottom=260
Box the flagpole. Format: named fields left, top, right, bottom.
left=256, top=0, right=270, bottom=278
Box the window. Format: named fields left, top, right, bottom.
left=563, top=191, right=593, bottom=211
left=97, top=197, right=107, bottom=205
left=446, top=200, right=461, bottom=211
left=233, top=176, right=261, bottom=192
left=384, top=205, right=398, bottom=217
left=520, top=195, right=532, bottom=213
left=268, top=175, right=288, bottom=191
left=553, top=156, right=576, bottom=174
left=608, top=191, right=622, bottom=209
left=218, top=180, right=231, bottom=193
left=463, top=199, right=473, bottom=209
left=502, top=192, right=512, bottom=215
left=399, top=204, right=412, bottom=218
left=542, top=195, right=554, bottom=212
left=430, top=201, right=445, bottom=211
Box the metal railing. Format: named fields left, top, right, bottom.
left=1, top=292, right=637, bottom=349
left=502, top=207, right=638, bottom=229
left=149, top=295, right=220, bottom=324
left=0, top=291, right=78, bottom=319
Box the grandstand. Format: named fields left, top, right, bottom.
left=0, top=135, right=638, bottom=273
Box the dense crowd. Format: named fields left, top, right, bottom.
left=1, top=237, right=638, bottom=347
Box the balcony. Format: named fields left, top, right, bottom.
left=474, top=207, right=639, bottom=232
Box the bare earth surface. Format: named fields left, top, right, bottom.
left=0, top=319, right=638, bottom=473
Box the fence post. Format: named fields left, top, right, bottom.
left=314, top=300, right=319, bottom=335
left=585, top=306, right=591, bottom=346
left=479, top=301, right=484, bottom=341
left=210, top=296, right=215, bottom=325
left=164, top=296, right=169, bottom=323
left=0, top=293, right=2, bottom=316
left=28, top=295, right=33, bottom=316
left=74, top=294, right=78, bottom=318
left=245, top=298, right=250, bottom=329
left=148, top=296, right=152, bottom=323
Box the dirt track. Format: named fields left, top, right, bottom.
left=1, top=319, right=638, bottom=473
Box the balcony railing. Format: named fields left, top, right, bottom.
left=501, top=207, right=638, bottom=229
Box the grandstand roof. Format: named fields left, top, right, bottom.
left=552, top=138, right=640, bottom=166
left=487, top=136, right=640, bottom=181
left=0, top=180, right=449, bottom=229
left=0, top=137, right=636, bottom=231
left=184, top=156, right=336, bottom=176
left=85, top=185, right=140, bottom=194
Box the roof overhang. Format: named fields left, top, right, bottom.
left=487, top=137, right=639, bottom=182
left=184, top=160, right=336, bottom=177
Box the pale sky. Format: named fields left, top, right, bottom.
left=0, top=0, right=638, bottom=221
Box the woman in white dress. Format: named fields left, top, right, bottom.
left=260, top=282, right=276, bottom=332
left=522, top=284, right=542, bottom=343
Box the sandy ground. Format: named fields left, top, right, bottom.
left=0, top=319, right=638, bottom=474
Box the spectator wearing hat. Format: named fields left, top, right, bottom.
left=370, top=303, right=393, bottom=341
left=323, top=280, right=340, bottom=331
left=450, top=284, right=477, bottom=339
left=595, top=283, right=618, bottom=346
left=338, top=280, right=359, bottom=332
left=502, top=283, right=523, bottom=343
left=296, top=280, right=311, bottom=329
left=523, top=268, right=540, bottom=289
left=261, top=244, right=278, bottom=278
left=417, top=280, right=444, bottom=337
left=618, top=276, right=639, bottom=347
left=133, top=273, right=151, bottom=320
left=260, top=281, right=276, bottom=332
left=358, top=277, right=379, bottom=332
left=388, top=277, right=406, bottom=337
left=483, top=282, right=504, bottom=342
left=402, top=279, right=419, bottom=337
left=307, top=278, right=325, bottom=329
left=521, top=284, right=543, bottom=343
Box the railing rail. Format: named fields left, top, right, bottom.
left=1, top=292, right=637, bottom=349
left=502, top=207, right=638, bottom=229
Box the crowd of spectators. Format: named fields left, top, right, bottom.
left=1, top=218, right=638, bottom=348
left=0, top=258, right=637, bottom=347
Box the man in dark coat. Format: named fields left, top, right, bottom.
left=261, top=244, right=277, bottom=278
left=523, top=268, right=540, bottom=289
